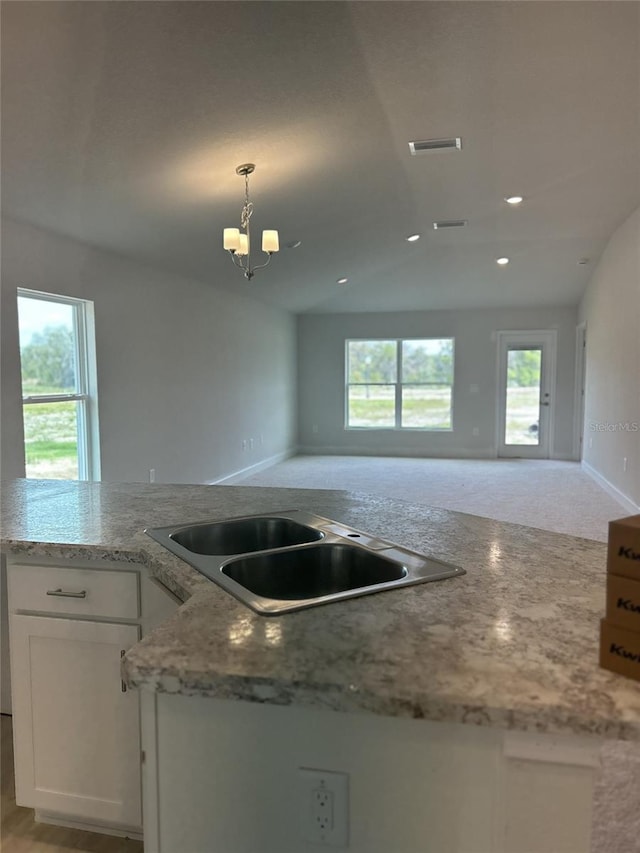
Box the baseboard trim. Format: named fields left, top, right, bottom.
left=296, top=445, right=496, bottom=460
left=582, top=461, right=639, bottom=514
left=34, top=810, right=143, bottom=840
left=210, top=449, right=295, bottom=485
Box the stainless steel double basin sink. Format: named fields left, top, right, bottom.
left=145, top=511, right=464, bottom=614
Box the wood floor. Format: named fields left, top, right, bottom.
left=1, top=714, right=143, bottom=853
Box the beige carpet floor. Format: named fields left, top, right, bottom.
left=231, top=455, right=639, bottom=853
left=230, top=455, right=630, bottom=541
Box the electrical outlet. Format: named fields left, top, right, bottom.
left=242, top=440, right=247, bottom=451
left=589, top=437, right=593, bottom=449
left=149, top=468, right=155, bottom=483
left=249, top=438, right=254, bottom=450
left=313, top=787, right=334, bottom=833
left=299, top=768, right=348, bottom=847
left=472, top=427, right=480, bottom=436
left=623, top=457, right=628, bottom=472
left=312, top=424, right=319, bottom=434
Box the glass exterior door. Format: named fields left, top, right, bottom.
left=497, top=332, right=556, bottom=458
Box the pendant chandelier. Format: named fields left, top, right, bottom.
left=223, top=164, right=279, bottom=280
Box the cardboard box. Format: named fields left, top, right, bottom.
left=607, top=514, right=640, bottom=580
left=600, top=619, right=640, bottom=682
left=606, top=573, right=640, bottom=631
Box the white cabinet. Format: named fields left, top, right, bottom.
left=9, top=614, right=142, bottom=829
left=6, top=557, right=180, bottom=837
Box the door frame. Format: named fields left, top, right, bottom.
left=573, top=323, right=587, bottom=461
left=495, top=330, right=557, bottom=459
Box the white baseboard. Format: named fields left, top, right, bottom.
left=582, top=461, right=639, bottom=514
left=210, top=449, right=295, bottom=485
left=34, top=810, right=143, bottom=840
left=296, top=445, right=496, bottom=459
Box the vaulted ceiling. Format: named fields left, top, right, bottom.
left=2, top=1, right=639, bottom=313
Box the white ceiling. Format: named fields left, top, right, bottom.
left=2, top=1, right=639, bottom=314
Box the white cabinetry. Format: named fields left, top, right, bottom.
left=10, top=614, right=142, bottom=828
left=7, top=557, right=179, bottom=837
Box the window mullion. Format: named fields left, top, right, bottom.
left=76, top=398, right=88, bottom=481
left=74, top=302, right=89, bottom=396
left=73, top=302, right=90, bottom=477
left=395, top=340, right=402, bottom=429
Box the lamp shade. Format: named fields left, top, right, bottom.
left=236, top=233, right=249, bottom=256
left=262, top=230, right=279, bottom=253
left=223, top=228, right=240, bottom=251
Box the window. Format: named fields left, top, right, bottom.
left=346, top=338, right=454, bottom=430
left=17, top=289, right=101, bottom=480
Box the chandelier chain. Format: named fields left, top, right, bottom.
left=241, top=172, right=254, bottom=231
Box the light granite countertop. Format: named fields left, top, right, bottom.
left=2, top=478, right=639, bottom=740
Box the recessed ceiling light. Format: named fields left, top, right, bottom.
left=496, top=257, right=510, bottom=265
left=505, top=196, right=524, bottom=205
left=406, top=234, right=421, bottom=242
left=337, top=277, right=348, bottom=284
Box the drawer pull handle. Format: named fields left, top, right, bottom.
left=46, top=588, right=87, bottom=599
left=121, top=649, right=127, bottom=693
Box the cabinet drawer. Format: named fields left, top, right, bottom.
left=8, top=564, right=139, bottom=619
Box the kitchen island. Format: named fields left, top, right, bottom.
left=2, top=478, right=639, bottom=852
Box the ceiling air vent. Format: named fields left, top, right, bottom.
left=409, top=137, right=462, bottom=155
left=433, top=219, right=468, bottom=230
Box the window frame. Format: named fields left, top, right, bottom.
left=18, top=288, right=101, bottom=481
left=345, top=337, right=455, bottom=431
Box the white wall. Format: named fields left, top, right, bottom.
left=0, top=218, right=297, bottom=484
left=579, top=206, right=640, bottom=508
left=297, top=307, right=578, bottom=459
left=0, top=256, right=25, bottom=481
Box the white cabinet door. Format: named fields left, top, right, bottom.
left=10, top=614, right=142, bottom=828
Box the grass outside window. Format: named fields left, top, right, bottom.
left=23, top=400, right=79, bottom=479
